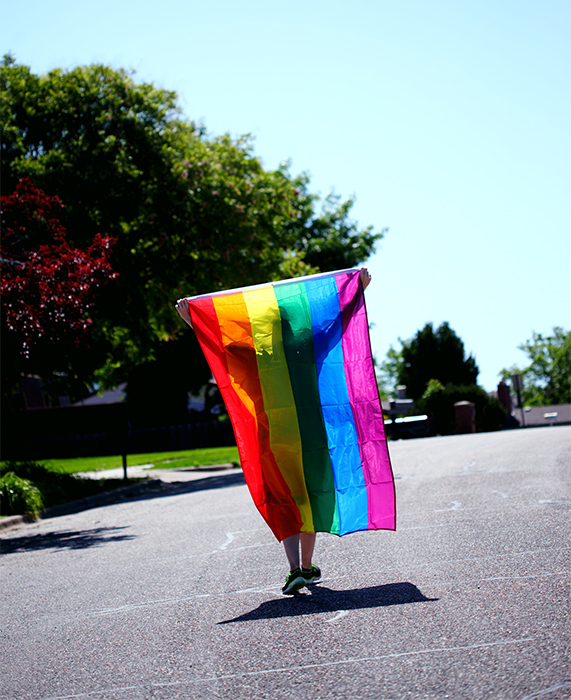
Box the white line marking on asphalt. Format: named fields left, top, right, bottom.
left=85, top=548, right=568, bottom=617
left=87, top=567, right=569, bottom=617
left=137, top=539, right=273, bottom=565
left=219, top=532, right=235, bottom=550
left=220, top=542, right=275, bottom=552
left=216, top=529, right=268, bottom=552
left=328, top=547, right=568, bottom=585
left=87, top=593, right=213, bottom=614
left=87, top=583, right=282, bottom=615
left=434, top=571, right=569, bottom=587
left=400, top=498, right=570, bottom=518
left=398, top=522, right=464, bottom=530
left=517, top=681, right=571, bottom=700
left=38, top=637, right=535, bottom=699
left=187, top=511, right=254, bottom=523
left=434, top=501, right=462, bottom=512
left=492, top=490, right=509, bottom=498
left=327, top=610, right=349, bottom=623
left=513, top=501, right=571, bottom=509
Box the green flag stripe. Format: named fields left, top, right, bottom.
left=274, top=282, right=339, bottom=534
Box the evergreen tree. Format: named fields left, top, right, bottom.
left=397, top=322, right=479, bottom=401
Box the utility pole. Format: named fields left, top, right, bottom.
left=511, top=374, right=526, bottom=428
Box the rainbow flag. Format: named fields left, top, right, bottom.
left=185, top=268, right=396, bottom=541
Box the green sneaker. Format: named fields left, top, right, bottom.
left=282, top=568, right=306, bottom=595
left=301, top=564, right=321, bottom=584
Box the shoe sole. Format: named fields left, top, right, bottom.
left=302, top=569, right=322, bottom=585
left=282, top=577, right=306, bottom=595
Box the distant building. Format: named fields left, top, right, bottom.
left=517, top=404, right=571, bottom=427
left=71, top=383, right=127, bottom=406
left=491, top=381, right=570, bottom=428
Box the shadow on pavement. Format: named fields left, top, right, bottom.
left=134, top=471, right=247, bottom=501
left=0, top=526, right=135, bottom=554
left=163, top=465, right=238, bottom=473
left=219, top=582, right=437, bottom=623
left=98, top=471, right=247, bottom=508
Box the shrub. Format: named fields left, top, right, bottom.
left=417, top=383, right=506, bottom=435
left=0, top=472, right=44, bottom=516
left=0, top=461, right=71, bottom=508
left=0, top=461, right=139, bottom=511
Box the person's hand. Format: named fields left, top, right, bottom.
left=175, top=298, right=193, bottom=328
left=360, top=267, right=372, bottom=290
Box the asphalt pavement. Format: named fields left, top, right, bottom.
left=1, top=426, right=569, bottom=700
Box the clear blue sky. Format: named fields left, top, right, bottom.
left=2, top=0, right=569, bottom=392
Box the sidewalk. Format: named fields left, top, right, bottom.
left=76, top=462, right=237, bottom=482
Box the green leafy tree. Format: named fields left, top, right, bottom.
left=283, top=177, right=386, bottom=272
left=377, top=344, right=405, bottom=398
left=501, top=327, right=571, bottom=406
left=1, top=57, right=383, bottom=396
left=394, top=322, right=479, bottom=401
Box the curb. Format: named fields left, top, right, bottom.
left=0, top=478, right=165, bottom=533
left=0, top=513, right=37, bottom=531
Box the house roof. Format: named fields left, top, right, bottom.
left=71, top=383, right=127, bottom=406
left=512, top=403, right=571, bottom=427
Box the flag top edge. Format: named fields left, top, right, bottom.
left=183, top=268, right=359, bottom=303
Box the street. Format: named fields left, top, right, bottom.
left=1, top=426, right=570, bottom=700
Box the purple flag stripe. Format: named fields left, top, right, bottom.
left=336, top=271, right=396, bottom=530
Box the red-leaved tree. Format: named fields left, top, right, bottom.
left=1, top=178, right=117, bottom=401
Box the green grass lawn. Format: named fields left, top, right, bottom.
left=2, top=447, right=240, bottom=475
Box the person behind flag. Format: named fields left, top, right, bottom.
left=175, top=267, right=372, bottom=595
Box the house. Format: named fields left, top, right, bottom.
left=494, top=381, right=570, bottom=428
left=514, top=404, right=571, bottom=427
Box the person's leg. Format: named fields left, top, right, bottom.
left=282, top=534, right=300, bottom=571
left=300, top=532, right=316, bottom=570
left=300, top=532, right=321, bottom=583
left=282, top=534, right=306, bottom=594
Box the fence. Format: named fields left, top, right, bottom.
left=1, top=405, right=236, bottom=461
